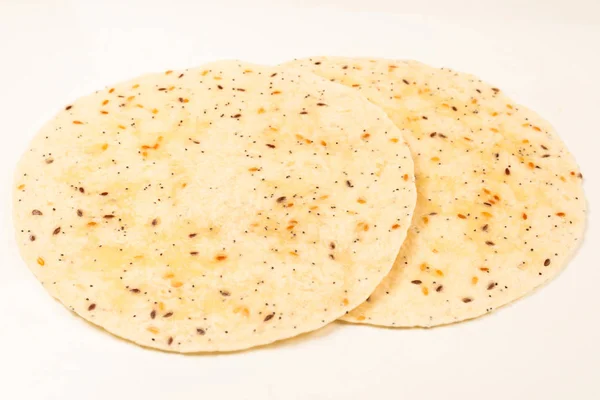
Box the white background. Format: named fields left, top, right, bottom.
left=1, top=1, right=599, bottom=399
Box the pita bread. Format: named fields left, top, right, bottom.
left=13, top=61, right=416, bottom=350
left=285, top=57, right=586, bottom=327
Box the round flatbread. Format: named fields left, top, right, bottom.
left=13, top=61, right=416, bottom=351
left=284, top=57, right=586, bottom=327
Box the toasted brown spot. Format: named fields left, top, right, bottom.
left=346, top=180, right=353, bottom=188
left=462, top=298, right=473, bottom=303
left=556, top=212, right=566, bottom=217
left=45, top=158, right=54, bottom=164
left=29, top=235, right=36, bottom=241
left=37, top=257, right=45, bottom=266
left=215, top=254, right=227, bottom=261
left=32, top=209, right=43, bottom=216
left=189, top=233, right=197, bottom=238
left=391, top=224, right=400, bottom=230
left=100, top=192, right=109, bottom=196
left=72, top=120, right=83, bottom=125
left=485, top=241, right=495, bottom=246
left=276, top=196, right=286, bottom=203
left=151, top=218, right=159, bottom=226
left=88, top=304, right=96, bottom=311
left=130, top=288, right=140, bottom=293
left=150, top=310, right=156, bottom=319
left=168, top=337, right=173, bottom=345
left=266, top=144, right=276, bottom=148
left=411, top=280, right=422, bottom=285
left=53, top=227, right=61, bottom=235
left=163, top=312, right=173, bottom=318
left=544, top=258, right=551, bottom=266
left=505, top=168, right=511, bottom=175
left=522, top=213, right=528, bottom=220
left=220, top=290, right=230, bottom=297
left=487, top=282, right=496, bottom=290
left=457, top=214, right=466, bottom=219
left=436, top=285, right=443, bottom=292
left=482, top=224, right=489, bottom=231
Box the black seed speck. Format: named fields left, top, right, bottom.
left=264, top=313, right=275, bottom=322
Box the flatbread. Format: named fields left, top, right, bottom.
left=13, top=61, right=416, bottom=351
left=284, top=57, right=586, bottom=327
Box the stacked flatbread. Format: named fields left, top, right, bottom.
left=13, top=57, right=585, bottom=352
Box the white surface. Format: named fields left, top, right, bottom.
left=1, top=1, right=599, bottom=399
